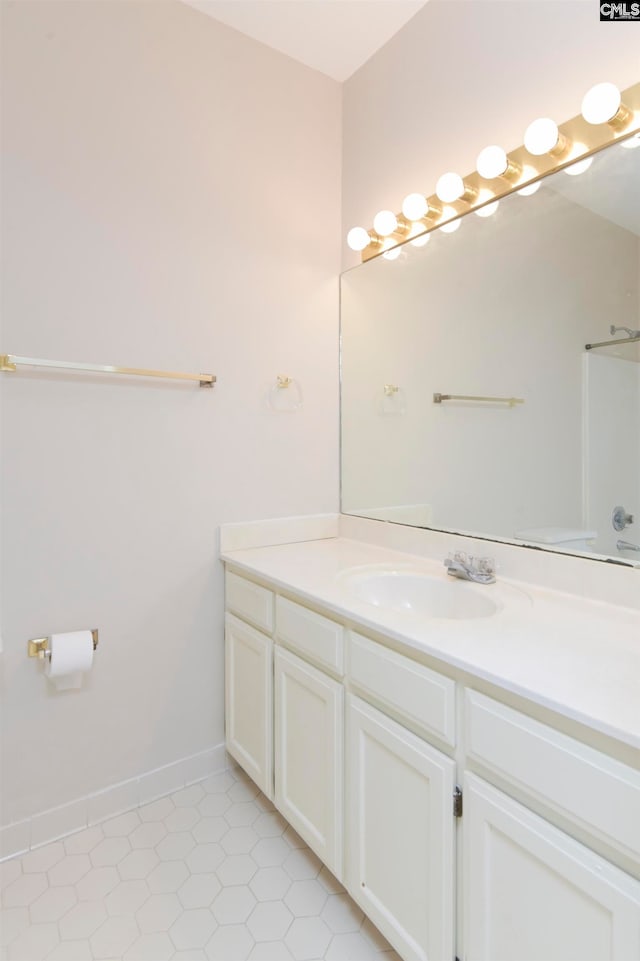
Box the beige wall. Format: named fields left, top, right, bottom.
left=342, top=0, right=640, bottom=268
left=1, top=0, right=638, bottom=834
left=0, top=0, right=341, bottom=826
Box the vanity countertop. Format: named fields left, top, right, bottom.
left=221, top=536, right=640, bottom=752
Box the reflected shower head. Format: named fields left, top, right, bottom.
left=610, top=324, right=640, bottom=338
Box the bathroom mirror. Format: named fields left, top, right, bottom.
left=340, top=135, right=640, bottom=565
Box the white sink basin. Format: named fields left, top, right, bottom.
left=344, top=568, right=499, bottom=620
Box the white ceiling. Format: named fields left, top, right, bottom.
left=181, top=0, right=428, bottom=82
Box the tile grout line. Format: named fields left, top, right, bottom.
left=2, top=763, right=400, bottom=960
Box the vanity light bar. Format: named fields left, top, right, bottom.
left=348, top=81, right=640, bottom=262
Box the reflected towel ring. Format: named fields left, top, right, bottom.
left=268, top=375, right=303, bottom=412
left=380, top=384, right=406, bottom=415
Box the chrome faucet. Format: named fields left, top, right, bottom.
left=617, top=539, right=640, bottom=553
left=444, top=551, right=496, bottom=584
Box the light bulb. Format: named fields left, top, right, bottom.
left=410, top=233, right=430, bottom=248
left=524, top=117, right=562, bottom=156
left=517, top=181, right=541, bottom=197
left=475, top=200, right=500, bottom=218
left=373, top=210, right=398, bottom=236
left=347, top=227, right=371, bottom=251
left=382, top=245, right=402, bottom=261
left=440, top=219, right=461, bottom=234
left=436, top=172, right=464, bottom=203
left=581, top=82, right=621, bottom=125
left=402, top=193, right=428, bottom=221
left=476, top=145, right=508, bottom=179
left=564, top=156, right=593, bottom=176
left=621, top=132, right=640, bottom=149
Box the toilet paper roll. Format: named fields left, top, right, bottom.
left=45, top=630, right=94, bottom=690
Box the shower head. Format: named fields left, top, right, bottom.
left=610, top=325, right=640, bottom=338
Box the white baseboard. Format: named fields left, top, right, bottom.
left=0, top=742, right=227, bottom=861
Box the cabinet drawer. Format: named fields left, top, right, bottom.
left=276, top=596, right=344, bottom=675
left=348, top=632, right=455, bottom=746
left=226, top=571, right=274, bottom=634
left=465, top=690, right=640, bottom=861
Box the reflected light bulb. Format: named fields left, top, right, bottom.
left=517, top=181, right=541, bottom=196
left=440, top=219, right=461, bottom=234
left=373, top=210, right=398, bottom=236
left=581, top=82, right=621, bottom=125
left=347, top=227, right=371, bottom=251
left=524, top=117, right=560, bottom=156
left=402, top=193, right=428, bottom=221
left=436, top=172, right=464, bottom=203
left=621, top=132, right=640, bottom=149
left=475, top=200, right=500, bottom=218
left=476, top=145, right=508, bottom=179
left=410, top=233, right=430, bottom=248
left=382, top=245, right=402, bottom=261
left=564, top=156, right=593, bottom=176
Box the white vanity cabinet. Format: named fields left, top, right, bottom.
left=345, top=630, right=457, bottom=961
left=224, top=611, right=273, bottom=799
left=223, top=564, right=640, bottom=961
left=463, top=773, right=640, bottom=961
left=462, top=689, right=640, bottom=961
left=274, top=646, right=343, bottom=876
left=274, top=595, right=345, bottom=875
left=225, top=573, right=345, bottom=875
left=346, top=694, right=455, bottom=961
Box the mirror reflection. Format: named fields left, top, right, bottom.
left=341, top=137, right=640, bottom=564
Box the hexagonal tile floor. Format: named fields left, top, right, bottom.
left=0, top=764, right=401, bottom=960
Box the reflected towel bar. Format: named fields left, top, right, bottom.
left=617, top=539, right=640, bottom=554
left=585, top=336, right=640, bottom=350
left=0, top=354, right=216, bottom=388
left=433, top=393, right=524, bottom=407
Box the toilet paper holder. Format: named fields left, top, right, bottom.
left=28, top=630, right=99, bottom=659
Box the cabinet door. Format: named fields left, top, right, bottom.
left=274, top=646, right=343, bottom=878
left=463, top=773, right=640, bottom=961
left=346, top=694, right=456, bottom=961
left=225, top=613, right=273, bottom=799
